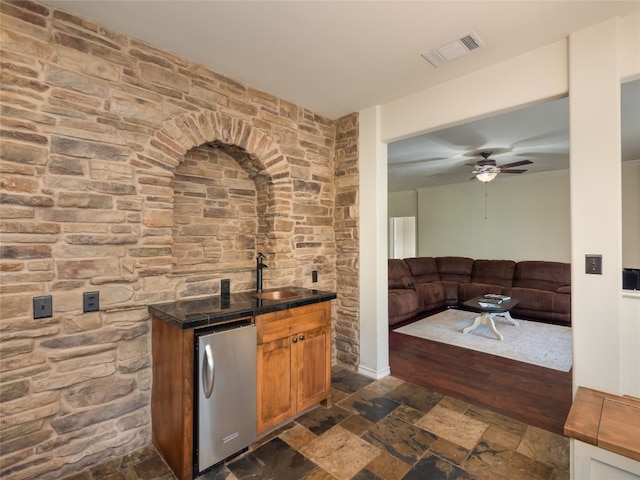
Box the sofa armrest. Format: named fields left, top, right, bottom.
left=556, top=286, right=571, bottom=294
left=388, top=259, right=415, bottom=290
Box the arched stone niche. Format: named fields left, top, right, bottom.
left=139, top=111, right=295, bottom=298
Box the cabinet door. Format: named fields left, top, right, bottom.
left=295, top=324, right=331, bottom=412
left=256, top=336, right=295, bottom=434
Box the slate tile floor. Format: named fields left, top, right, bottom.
left=80, top=367, right=569, bottom=480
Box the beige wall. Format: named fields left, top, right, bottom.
left=415, top=171, right=571, bottom=262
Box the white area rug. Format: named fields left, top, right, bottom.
left=393, top=309, right=572, bottom=372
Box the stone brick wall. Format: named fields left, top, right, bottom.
left=172, top=145, right=260, bottom=295
left=0, top=2, right=360, bottom=479
left=334, top=114, right=360, bottom=366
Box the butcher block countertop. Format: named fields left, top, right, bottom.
left=564, top=386, right=640, bottom=461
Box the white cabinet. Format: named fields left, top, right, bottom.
left=573, top=440, right=640, bottom=480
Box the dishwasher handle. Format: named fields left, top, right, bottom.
left=203, top=344, right=215, bottom=398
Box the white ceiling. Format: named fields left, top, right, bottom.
left=45, top=1, right=640, bottom=191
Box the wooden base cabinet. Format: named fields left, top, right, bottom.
left=255, top=302, right=332, bottom=434
left=151, top=316, right=195, bottom=480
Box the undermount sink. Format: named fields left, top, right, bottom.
left=253, top=290, right=299, bottom=300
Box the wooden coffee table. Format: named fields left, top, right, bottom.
left=461, top=295, right=519, bottom=341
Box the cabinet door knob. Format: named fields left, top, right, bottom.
left=299, top=335, right=305, bottom=341
left=292, top=337, right=298, bottom=343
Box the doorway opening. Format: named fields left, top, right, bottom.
left=389, top=216, right=416, bottom=259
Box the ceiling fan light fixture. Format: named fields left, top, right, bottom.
left=476, top=171, right=497, bottom=182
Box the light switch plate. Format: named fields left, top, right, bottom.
left=585, top=254, right=603, bottom=275
left=83, top=291, right=100, bottom=312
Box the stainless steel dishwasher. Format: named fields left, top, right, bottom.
left=194, top=319, right=256, bottom=475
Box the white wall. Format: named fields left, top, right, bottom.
left=622, top=161, right=640, bottom=268
left=388, top=190, right=417, bottom=218
left=569, top=18, right=625, bottom=395
left=415, top=171, right=570, bottom=262
left=380, top=41, right=568, bottom=143
left=358, top=106, right=390, bottom=379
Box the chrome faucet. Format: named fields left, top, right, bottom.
left=256, top=253, right=268, bottom=292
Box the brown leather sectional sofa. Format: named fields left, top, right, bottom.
left=388, top=256, right=571, bottom=327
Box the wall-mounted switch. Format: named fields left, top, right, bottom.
left=585, top=254, right=603, bottom=275
left=221, top=279, right=230, bottom=296
left=83, top=291, right=100, bottom=312
left=312, top=271, right=318, bottom=283
left=33, top=295, right=53, bottom=319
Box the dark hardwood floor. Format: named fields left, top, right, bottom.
left=389, top=311, right=572, bottom=436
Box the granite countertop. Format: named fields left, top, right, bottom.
left=148, top=287, right=337, bottom=329
left=564, top=386, right=640, bottom=461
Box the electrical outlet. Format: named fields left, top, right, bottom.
left=585, top=254, right=602, bottom=275
left=33, top=295, right=52, bottom=319
left=312, top=270, right=318, bottom=283
left=83, top=291, right=100, bottom=312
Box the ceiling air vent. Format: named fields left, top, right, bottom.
left=422, top=31, right=484, bottom=68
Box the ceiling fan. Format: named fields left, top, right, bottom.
left=470, top=151, right=533, bottom=182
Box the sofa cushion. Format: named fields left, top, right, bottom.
left=413, top=282, right=445, bottom=311
left=513, top=261, right=570, bottom=292
left=509, top=287, right=555, bottom=312
left=404, top=257, right=440, bottom=283
left=388, top=259, right=414, bottom=289
left=436, top=280, right=462, bottom=306
left=470, top=259, right=516, bottom=287
left=510, top=287, right=571, bottom=325
left=436, top=256, right=474, bottom=283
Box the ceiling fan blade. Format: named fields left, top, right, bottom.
left=476, top=159, right=497, bottom=167
left=500, top=169, right=528, bottom=174
left=498, top=160, right=533, bottom=169
left=429, top=170, right=467, bottom=177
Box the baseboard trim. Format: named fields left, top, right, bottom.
left=357, top=364, right=390, bottom=379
